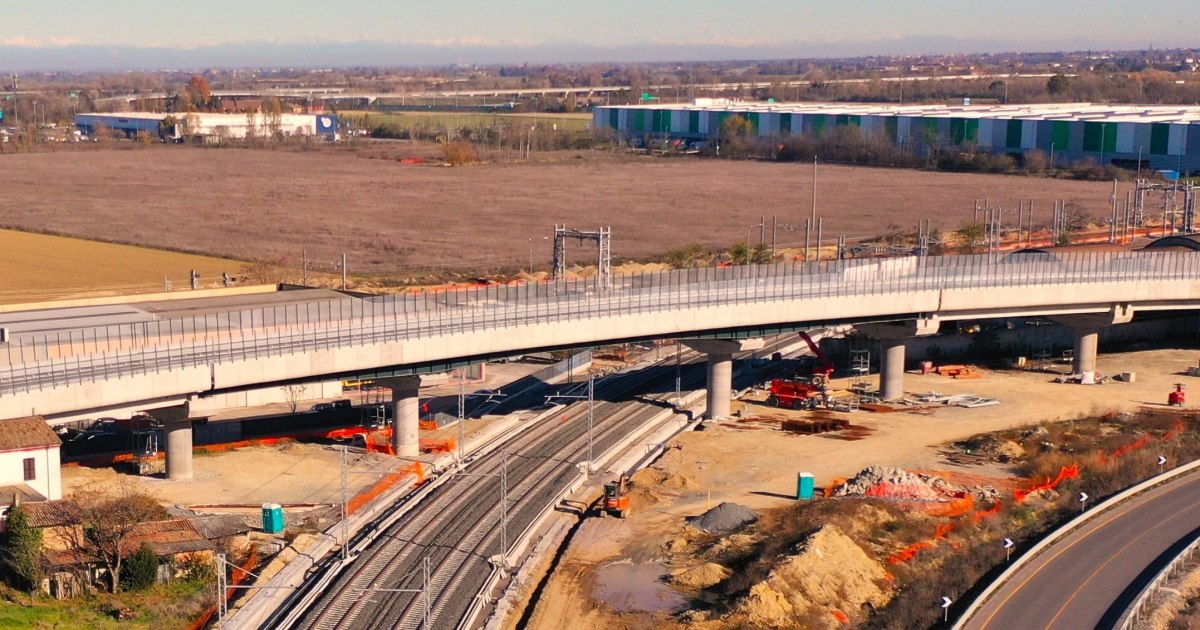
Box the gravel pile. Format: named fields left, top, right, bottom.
left=686, top=502, right=759, bottom=534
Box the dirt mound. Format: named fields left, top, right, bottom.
left=736, top=525, right=892, bottom=628
left=835, top=465, right=967, bottom=501
left=686, top=502, right=758, bottom=534
left=997, top=440, right=1026, bottom=460
left=670, top=562, right=732, bottom=590
left=631, top=466, right=696, bottom=491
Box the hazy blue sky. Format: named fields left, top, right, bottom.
left=4, top=0, right=1197, bottom=50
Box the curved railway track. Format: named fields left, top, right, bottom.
left=283, top=335, right=798, bottom=630
left=292, top=358, right=701, bottom=630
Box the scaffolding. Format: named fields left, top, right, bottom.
left=1135, top=179, right=1198, bottom=236
left=552, top=225, right=612, bottom=288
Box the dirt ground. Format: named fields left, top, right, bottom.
left=0, top=146, right=1121, bottom=274
left=62, top=441, right=401, bottom=509
left=523, top=346, right=1200, bottom=630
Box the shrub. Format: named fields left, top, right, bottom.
left=121, top=544, right=159, bottom=591
left=442, top=139, right=479, bottom=165
left=180, top=555, right=216, bottom=584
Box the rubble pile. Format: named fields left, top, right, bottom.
left=835, top=466, right=968, bottom=502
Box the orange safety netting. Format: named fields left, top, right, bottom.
left=1014, top=464, right=1080, bottom=502
left=824, top=477, right=848, bottom=498
left=346, top=462, right=427, bottom=514
left=1163, top=420, right=1187, bottom=442
left=419, top=438, right=457, bottom=454
left=186, top=549, right=260, bottom=630
left=929, top=495, right=975, bottom=518
left=1109, top=434, right=1153, bottom=460
left=971, top=501, right=1003, bottom=524
left=887, top=523, right=955, bottom=564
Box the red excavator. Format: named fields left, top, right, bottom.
left=767, top=332, right=835, bottom=410
left=601, top=475, right=630, bottom=518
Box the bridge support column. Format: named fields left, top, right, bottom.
left=1051, top=307, right=1133, bottom=385
left=880, top=338, right=907, bottom=402
left=681, top=338, right=765, bottom=420
left=380, top=377, right=422, bottom=458
left=146, top=403, right=193, bottom=481
left=856, top=318, right=940, bottom=402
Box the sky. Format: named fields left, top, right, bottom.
left=2, top=1, right=1199, bottom=69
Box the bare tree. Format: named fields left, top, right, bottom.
left=281, top=384, right=308, bottom=414
left=67, top=481, right=167, bottom=594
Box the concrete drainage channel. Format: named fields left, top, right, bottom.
left=474, top=389, right=708, bottom=630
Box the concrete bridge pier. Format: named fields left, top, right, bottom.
left=856, top=318, right=940, bottom=401
left=379, top=376, right=423, bottom=458
left=682, top=338, right=765, bottom=420
left=1052, top=307, right=1134, bottom=384
left=146, top=403, right=193, bottom=481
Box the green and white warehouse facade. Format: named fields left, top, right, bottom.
left=593, top=101, right=1200, bottom=173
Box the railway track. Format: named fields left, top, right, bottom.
left=289, top=355, right=701, bottom=630
left=281, top=335, right=801, bottom=630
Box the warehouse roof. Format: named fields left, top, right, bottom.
left=603, top=101, right=1200, bottom=124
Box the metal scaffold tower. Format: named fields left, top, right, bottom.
left=552, top=225, right=612, bottom=288
left=1135, top=179, right=1198, bottom=236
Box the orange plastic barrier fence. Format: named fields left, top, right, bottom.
left=971, top=501, right=1003, bottom=524
left=832, top=610, right=850, bottom=625
left=186, top=550, right=259, bottom=630
left=1014, top=464, right=1080, bottom=502
left=1163, top=420, right=1187, bottom=442
left=887, top=523, right=956, bottom=564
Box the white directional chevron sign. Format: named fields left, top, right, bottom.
left=942, top=596, right=952, bottom=608
left=1159, top=455, right=1168, bottom=466
left=1080, top=492, right=1089, bottom=502
left=1003, top=538, right=1014, bottom=549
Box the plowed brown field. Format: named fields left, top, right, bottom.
left=0, top=146, right=1122, bottom=273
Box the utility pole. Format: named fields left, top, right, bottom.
left=341, top=253, right=347, bottom=291
left=587, top=375, right=595, bottom=468
left=458, top=370, right=466, bottom=465
left=675, top=343, right=682, bottom=404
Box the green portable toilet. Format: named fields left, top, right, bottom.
left=797, top=473, right=815, bottom=500
left=262, top=503, right=285, bottom=534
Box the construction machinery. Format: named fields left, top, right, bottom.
left=601, top=474, right=630, bottom=518
left=1169, top=383, right=1187, bottom=407
left=798, top=331, right=836, bottom=384
left=766, top=331, right=834, bottom=410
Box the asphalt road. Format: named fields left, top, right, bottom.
left=966, top=470, right=1200, bottom=630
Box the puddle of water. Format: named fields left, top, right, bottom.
left=592, top=559, right=689, bottom=614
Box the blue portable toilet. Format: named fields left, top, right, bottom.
left=262, top=503, right=285, bottom=534
left=797, top=473, right=815, bottom=500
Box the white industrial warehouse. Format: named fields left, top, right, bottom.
left=75, top=112, right=339, bottom=142
left=595, top=101, right=1200, bottom=173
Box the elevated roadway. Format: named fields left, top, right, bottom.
left=3, top=251, right=1199, bottom=419
left=964, top=470, right=1200, bottom=629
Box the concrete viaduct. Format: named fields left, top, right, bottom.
left=2, top=250, right=1198, bottom=480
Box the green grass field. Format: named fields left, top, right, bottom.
left=346, top=110, right=593, bottom=131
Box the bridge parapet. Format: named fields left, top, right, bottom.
left=2, top=251, right=1198, bottom=419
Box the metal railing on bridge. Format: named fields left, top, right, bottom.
left=1, top=250, right=1197, bottom=396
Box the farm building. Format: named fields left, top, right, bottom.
left=75, top=112, right=338, bottom=142
left=0, top=415, right=62, bottom=512
left=594, top=101, right=1200, bottom=174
